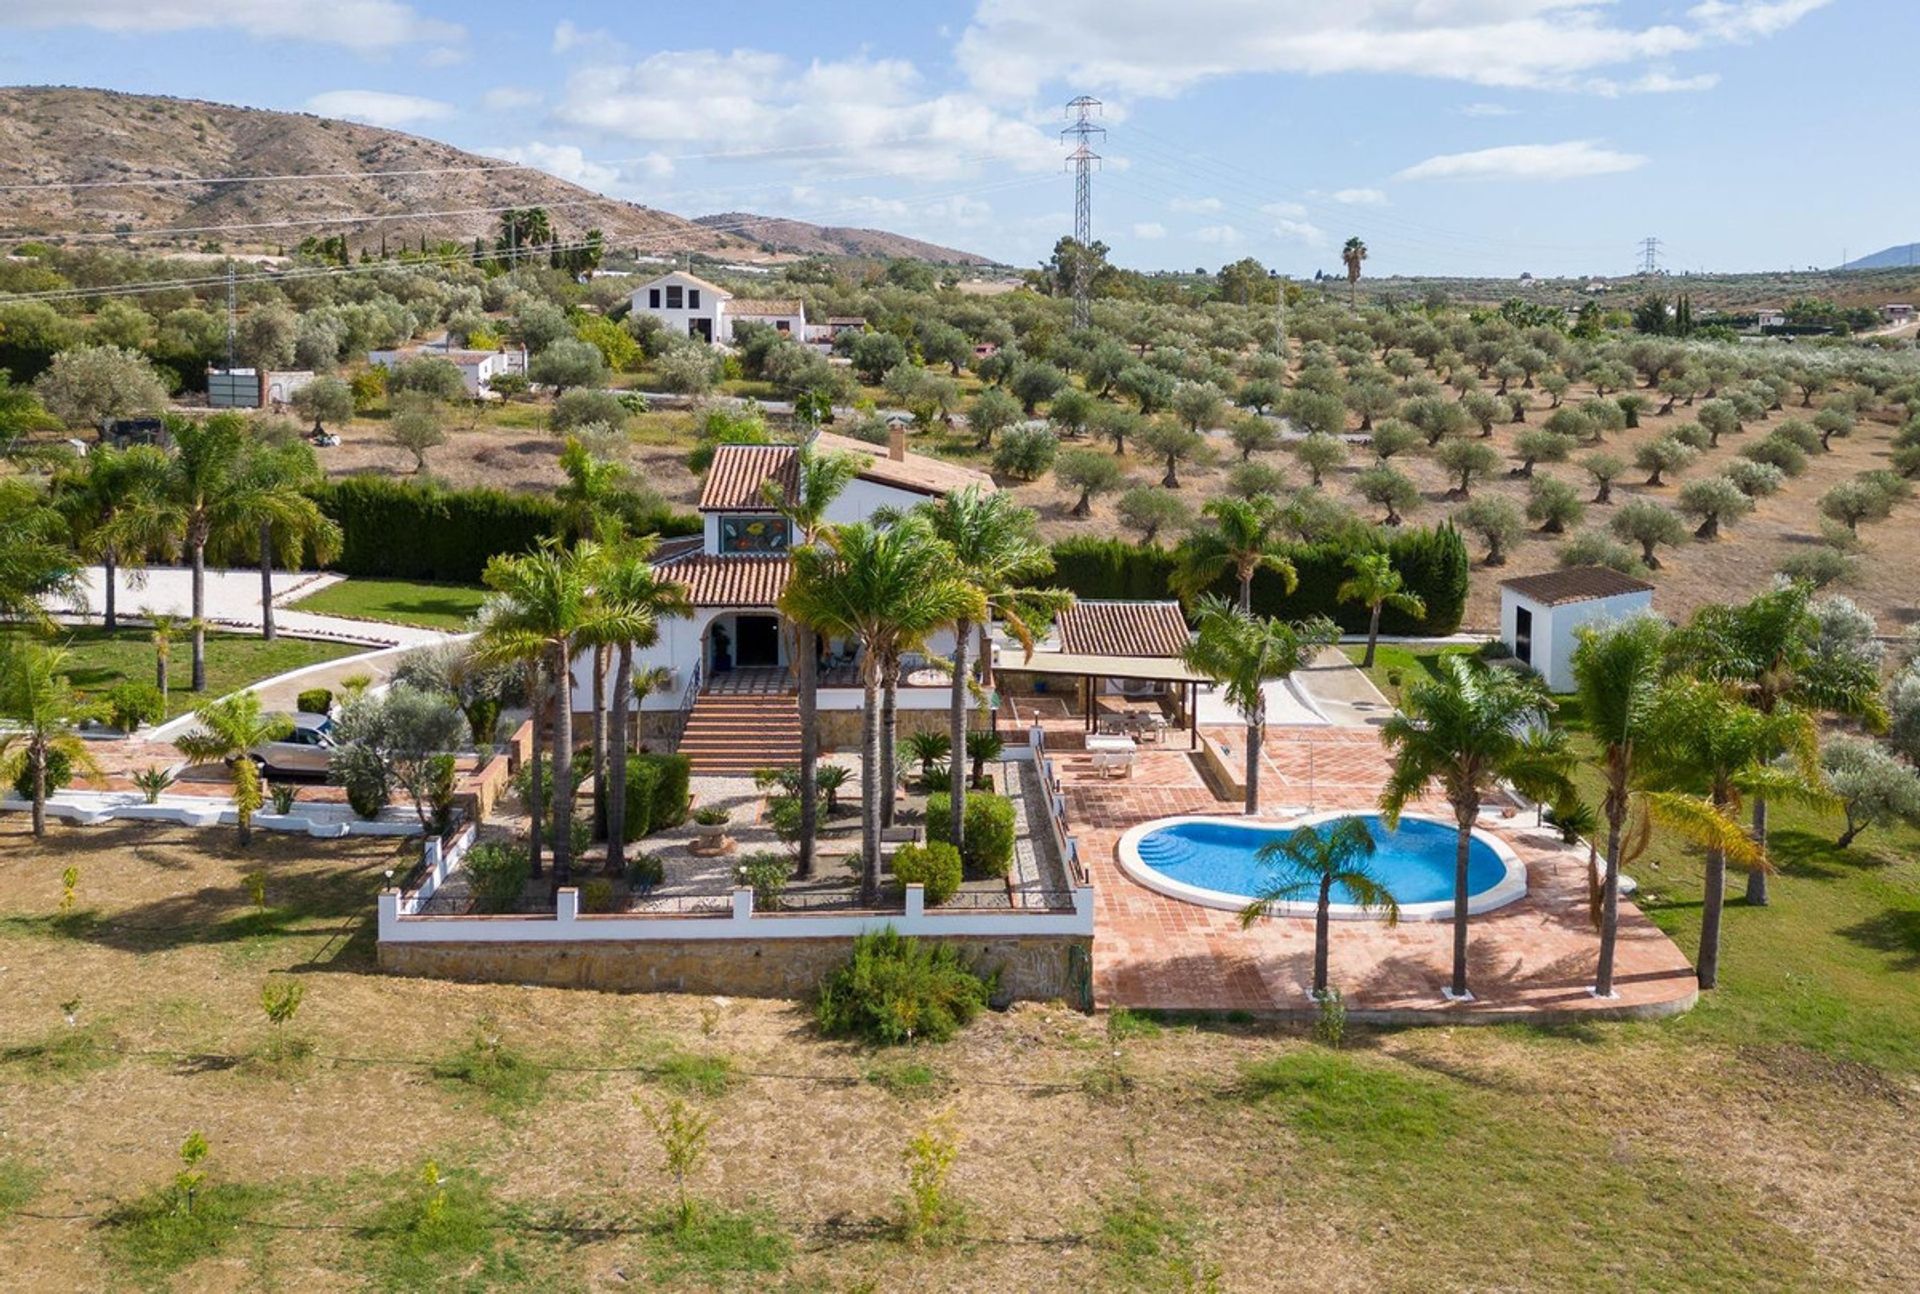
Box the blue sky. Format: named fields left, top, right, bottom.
left=2, top=1, right=1909, bottom=277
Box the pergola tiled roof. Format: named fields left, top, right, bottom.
left=1056, top=600, right=1191, bottom=657
left=698, top=444, right=799, bottom=511
left=1499, top=567, right=1653, bottom=606
left=654, top=553, right=790, bottom=608
left=727, top=299, right=805, bottom=316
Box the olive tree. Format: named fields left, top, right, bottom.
left=290, top=375, right=353, bottom=434
left=1634, top=436, right=1698, bottom=487
left=1055, top=448, right=1125, bottom=517
left=387, top=393, right=447, bottom=473
left=1137, top=418, right=1209, bottom=489
left=967, top=386, right=1021, bottom=448
left=33, top=344, right=169, bottom=428
left=1822, top=736, right=1920, bottom=848
left=1354, top=465, right=1421, bottom=526
left=1435, top=438, right=1500, bottom=497
left=1116, top=487, right=1192, bottom=543
left=1526, top=476, right=1586, bottom=534
left=1582, top=452, right=1628, bottom=505
left=1455, top=496, right=1525, bottom=566
left=529, top=338, right=609, bottom=395
left=1819, top=478, right=1897, bottom=534
left=1511, top=429, right=1575, bottom=478
left=1367, top=419, right=1423, bottom=462
left=1610, top=498, right=1687, bottom=569
left=1290, top=432, right=1348, bottom=486
left=1171, top=381, right=1226, bottom=433
left=1677, top=475, right=1754, bottom=540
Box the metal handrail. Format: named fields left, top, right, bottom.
left=666, top=663, right=702, bottom=751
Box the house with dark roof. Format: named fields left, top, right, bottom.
left=1498, top=567, right=1654, bottom=692
left=573, top=426, right=995, bottom=773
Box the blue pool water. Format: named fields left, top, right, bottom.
left=1133, top=815, right=1503, bottom=907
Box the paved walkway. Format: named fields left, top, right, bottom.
left=1293, top=645, right=1399, bottom=728
left=59, top=566, right=451, bottom=649
left=1035, top=712, right=1698, bottom=1022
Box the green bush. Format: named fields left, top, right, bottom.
left=1044, top=522, right=1468, bottom=634
left=295, top=688, right=333, bottom=715
left=104, top=680, right=163, bottom=731
left=627, top=852, right=665, bottom=892
left=10, top=748, right=72, bottom=801
left=925, top=792, right=1017, bottom=880
left=622, top=758, right=660, bottom=842
left=307, top=477, right=699, bottom=582
left=733, top=852, right=789, bottom=910
left=816, top=929, right=994, bottom=1045
left=891, top=842, right=963, bottom=905
left=580, top=878, right=617, bottom=914
left=637, top=753, right=692, bottom=829
left=464, top=840, right=531, bottom=913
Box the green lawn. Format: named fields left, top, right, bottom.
left=288, top=579, right=488, bottom=631
left=5, top=626, right=358, bottom=720
left=1340, top=641, right=1480, bottom=707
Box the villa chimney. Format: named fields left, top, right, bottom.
left=887, top=422, right=907, bottom=462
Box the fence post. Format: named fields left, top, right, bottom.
left=556, top=888, right=580, bottom=924
left=904, top=882, right=926, bottom=923
left=730, top=886, right=754, bottom=924
left=377, top=889, right=400, bottom=937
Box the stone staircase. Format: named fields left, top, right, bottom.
left=676, top=692, right=803, bottom=776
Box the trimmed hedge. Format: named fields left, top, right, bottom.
left=891, top=841, right=963, bottom=905
left=306, top=478, right=700, bottom=583
left=1044, top=523, right=1468, bottom=636
left=925, top=791, right=1017, bottom=880
left=621, top=759, right=660, bottom=842
left=636, top=752, right=692, bottom=831
left=295, top=688, right=333, bottom=715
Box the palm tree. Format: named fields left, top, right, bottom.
left=781, top=519, right=982, bottom=905
left=590, top=537, right=691, bottom=875
left=1379, top=655, right=1572, bottom=1000
left=920, top=486, right=1073, bottom=852
left=0, top=479, right=85, bottom=629
left=174, top=690, right=292, bottom=847
left=1670, top=582, right=1885, bottom=906
left=1342, top=237, right=1369, bottom=307
left=1336, top=551, right=1425, bottom=669
left=151, top=414, right=250, bottom=691
left=222, top=439, right=341, bottom=643
left=1238, top=815, right=1399, bottom=997
left=1181, top=595, right=1320, bottom=816
left=1639, top=678, right=1826, bottom=990
left=1172, top=497, right=1298, bottom=613
left=760, top=443, right=865, bottom=877
left=476, top=539, right=650, bottom=890
left=1569, top=615, right=1668, bottom=998
left=557, top=441, right=632, bottom=844
left=56, top=444, right=172, bottom=631
left=0, top=639, right=104, bottom=839
left=144, top=611, right=188, bottom=712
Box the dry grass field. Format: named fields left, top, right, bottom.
left=3, top=819, right=1918, bottom=1291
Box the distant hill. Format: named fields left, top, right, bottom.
left=1842, top=244, right=1920, bottom=271
left=695, top=211, right=993, bottom=265
left=0, top=87, right=742, bottom=259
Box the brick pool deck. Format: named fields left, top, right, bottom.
left=1050, top=722, right=1699, bottom=1023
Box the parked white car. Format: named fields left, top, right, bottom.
left=244, top=712, right=336, bottom=778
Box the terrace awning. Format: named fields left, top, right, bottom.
left=993, top=648, right=1210, bottom=684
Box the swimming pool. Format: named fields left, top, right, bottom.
left=1115, top=812, right=1527, bottom=920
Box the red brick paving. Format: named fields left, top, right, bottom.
left=1036, top=717, right=1699, bottom=1022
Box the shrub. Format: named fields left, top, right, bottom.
left=329, top=742, right=391, bottom=819
left=464, top=840, right=531, bottom=913
left=992, top=423, right=1058, bottom=480
left=580, top=878, right=617, bottom=914
left=733, top=852, right=789, bottom=910
left=816, top=929, right=994, bottom=1045
left=295, top=688, right=333, bottom=715
left=11, top=747, right=72, bottom=801
left=638, top=753, right=692, bottom=829
left=628, top=851, right=666, bottom=892
left=1778, top=546, right=1856, bottom=588
left=132, top=765, right=175, bottom=804
left=925, top=791, right=1016, bottom=879
left=622, top=759, right=660, bottom=842
left=104, top=680, right=163, bottom=731
left=891, top=841, right=963, bottom=905
left=693, top=805, right=731, bottom=826
left=551, top=387, right=628, bottom=433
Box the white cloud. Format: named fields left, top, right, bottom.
left=1461, top=102, right=1517, bottom=117
left=1396, top=140, right=1646, bottom=182
left=3, top=0, right=461, bottom=52
left=1260, top=200, right=1308, bottom=219
left=485, top=142, right=622, bottom=191
left=482, top=86, right=543, bottom=111
left=421, top=45, right=467, bottom=68
left=1132, top=221, right=1167, bottom=239
left=1328, top=188, right=1388, bottom=206
left=550, top=19, right=621, bottom=56
left=552, top=48, right=1058, bottom=182
left=1194, top=224, right=1240, bottom=245
left=955, top=0, right=1823, bottom=98
left=1169, top=195, right=1222, bottom=213
left=305, top=90, right=455, bottom=128
left=1588, top=70, right=1720, bottom=95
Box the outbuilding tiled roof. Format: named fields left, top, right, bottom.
left=1056, top=600, right=1191, bottom=657
left=654, top=552, right=790, bottom=608
left=727, top=299, right=805, bottom=316
left=1499, top=566, right=1654, bottom=606
left=698, top=444, right=799, bottom=511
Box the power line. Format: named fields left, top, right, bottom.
left=0, top=201, right=600, bottom=244
left=0, top=162, right=534, bottom=193
left=1062, top=95, right=1104, bottom=330
left=1639, top=235, right=1662, bottom=275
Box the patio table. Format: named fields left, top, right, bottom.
left=1086, top=732, right=1137, bottom=754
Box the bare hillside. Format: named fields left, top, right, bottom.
left=0, top=86, right=743, bottom=257
left=696, top=211, right=994, bottom=265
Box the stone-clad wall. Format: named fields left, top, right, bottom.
left=379, top=933, right=1090, bottom=1006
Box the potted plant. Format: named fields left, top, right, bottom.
left=690, top=805, right=732, bottom=855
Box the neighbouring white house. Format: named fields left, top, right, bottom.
left=627, top=270, right=809, bottom=345
left=1756, top=308, right=1787, bottom=330
left=1498, top=567, right=1655, bottom=693
left=1882, top=303, right=1914, bottom=325
left=367, top=343, right=528, bottom=398
left=570, top=425, right=995, bottom=773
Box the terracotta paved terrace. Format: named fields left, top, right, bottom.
left=1040, top=719, right=1699, bottom=1022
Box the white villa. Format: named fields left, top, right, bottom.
left=368, top=343, right=529, bottom=398
left=573, top=426, right=993, bottom=773
left=628, top=270, right=807, bottom=344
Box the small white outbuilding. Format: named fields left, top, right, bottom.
left=1498, top=567, right=1655, bottom=693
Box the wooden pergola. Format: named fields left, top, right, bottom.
left=992, top=648, right=1209, bottom=750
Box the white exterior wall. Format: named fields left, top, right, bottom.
left=1500, top=589, right=1654, bottom=692
left=629, top=272, right=728, bottom=341
left=722, top=308, right=806, bottom=344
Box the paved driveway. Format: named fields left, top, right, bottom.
left=57, top=566, right=451, bottom=649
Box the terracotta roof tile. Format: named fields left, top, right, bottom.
left=812, top=431, right=996, bottom=498
left=654, top=553, right=790, bottom=608
left=1499, top=566, right=1654, bottom=606
left=1056, top=600, right=1191, bottom=657
left=698, top=444, right=799, bottom=511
